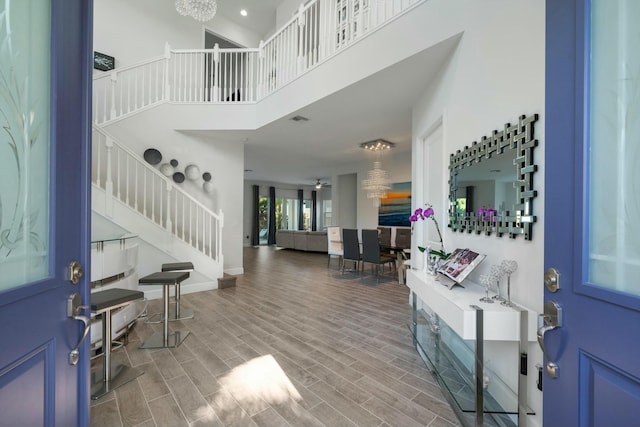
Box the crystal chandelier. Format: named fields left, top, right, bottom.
left=360, top=139, right=395, bottom=206
left=362, top=161, right=391, bottom=205
left=175, top=0, right=218, bottom=22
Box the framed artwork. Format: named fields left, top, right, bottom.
left=378, top=181, right=411, bottom=227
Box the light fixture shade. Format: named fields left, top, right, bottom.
left=188, top=0, right=217, bottom=22
left=175, top=0, right=190, bottom=16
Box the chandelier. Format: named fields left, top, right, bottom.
left=362, top=161, right=391, bottom=204
left=360, top=139, right=395, bottom=206
left=175, top=0, right=218, bottom=22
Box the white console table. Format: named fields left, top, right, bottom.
left=406, top=269, right=536, bottom=427
left=406, top=269, right=537, bottom=341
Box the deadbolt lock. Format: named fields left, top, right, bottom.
left=544, top=268, right=560, bottom=292
left=67, top=261, right=83, bottom=285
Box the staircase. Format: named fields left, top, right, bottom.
left=90, top=0, right=428, bottom=289
left=91, top=125, right=224, bottom=284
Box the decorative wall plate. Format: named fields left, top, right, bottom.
left=173, top=172, right=185, bottom=183
left=143, top=148, right=162, bottom=165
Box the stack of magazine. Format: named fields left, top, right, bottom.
left=436, top=248, right=486, bottom=289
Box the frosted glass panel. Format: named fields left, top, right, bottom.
left=589, top=0, right=640, bottom=294
left=0, top=0, right=51, bottom=290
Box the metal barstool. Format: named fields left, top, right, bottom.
left=90, top=288, right=145, bottom=399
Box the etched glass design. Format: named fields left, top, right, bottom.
left=589, top=0, right=640, bottom=294
left=0, top=0, right=50, bottom=290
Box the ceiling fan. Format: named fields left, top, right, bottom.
left=314, top=179, right=330, bottom=189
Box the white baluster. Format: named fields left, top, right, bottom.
left=182, top=197, right=186, bottom=240
left=258, top=40, right=264, bottom=98
left=116, top=147, right=122, bottom=201
left=165, top=180, right=173, bottom=232
left=143, top=168, right=147, bottom=217
left=213, top=48, right=219, bottom=102
left=134, top=162, right=139, bottom=211
left=151, top=172, right=156, bottom=223
left=297, top=4, right=306, bottom=74
left=164, top=42, right=171, bottom=102
left=105, top=138, right=114, bottom=217
left=109, top=71, right=118, bottom=120
left=95, top=135, right=102, bottom=188
left=219, top=209, right=224, bottom=261
left=189, top=202, right=193, bottom=245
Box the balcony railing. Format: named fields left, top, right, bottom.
left=92, top=0, right=426, bottom=124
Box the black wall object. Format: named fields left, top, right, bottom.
left=94, top=51, right=115, bottom=71
left=173, top=172, right=185, bottom=183
left=143, top=148, right=162, bottom=165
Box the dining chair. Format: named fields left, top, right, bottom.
left=326, top=226, right=343, bottom=268
left=361, top=229, right=396, bottom=281
left=394, top=228, right=411, bottom=249
left=341, top=228, right=361, bottom=274
left=377, top=227, right=392, bottom=257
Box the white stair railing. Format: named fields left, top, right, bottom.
left=92, top=125, right=223, bottom=262
left=170, top=47, right=260, bottom=103
left=93, top=55, right=168, bottom=125
left=92, top=0, right=426, bottom=125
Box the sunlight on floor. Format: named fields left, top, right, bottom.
left=197, top=354, right=302, bottom=421
left=219, top=354, right=301, bottom=404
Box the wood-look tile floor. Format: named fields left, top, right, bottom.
left=90, top=246, right=460, bottom=427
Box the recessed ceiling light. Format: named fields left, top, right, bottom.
left=240, top=9, right=248, bottom=16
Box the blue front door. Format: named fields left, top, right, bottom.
left=545, top=0, right=640, bottom=425
left=0, top=1, right=92, bottom=426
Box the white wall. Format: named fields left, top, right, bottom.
left=93, top=0, right=261, bottom=70
left=411, top=0, right=545, bottom=425
left=336, top=173, right=357, bottom=229
left=275, top=0, right=302, bottom=31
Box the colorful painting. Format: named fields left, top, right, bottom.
left=378, top=181, right=411, bottom=227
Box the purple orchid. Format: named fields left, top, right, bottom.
left=409, top=203, right=448, bottom=259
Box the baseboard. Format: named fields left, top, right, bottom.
left=224, top=267, right=244, bottom=275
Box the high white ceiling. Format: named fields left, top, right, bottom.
left=195, top=1, right=453, bottom=187
left=215, top=0, right=281, bottom=39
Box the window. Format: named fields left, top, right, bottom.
left=323, top=200, right=333, bottom=229
left=258, top=196, right=268, bottom=244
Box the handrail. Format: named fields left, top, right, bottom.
left=92, top=54, right=167, bottom=81
left=92, top=0, right=427, bottom=124
left=91, top=125, right=223, bottom=262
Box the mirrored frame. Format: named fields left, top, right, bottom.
left=448, top=114, right=539, bottom=240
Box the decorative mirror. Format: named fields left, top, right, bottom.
left=448, top=113, right=539, bottom=240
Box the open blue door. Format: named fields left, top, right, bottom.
left=0, top=1, right=92, bottom=426
left=545, top=0, right=640, bottom=425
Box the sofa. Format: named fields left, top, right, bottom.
left=276, top=230, right=328, bottom=252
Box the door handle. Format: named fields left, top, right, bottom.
left=537, top=300, right=562, bottom=378
left=67, top=293, right=91, bottom=366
